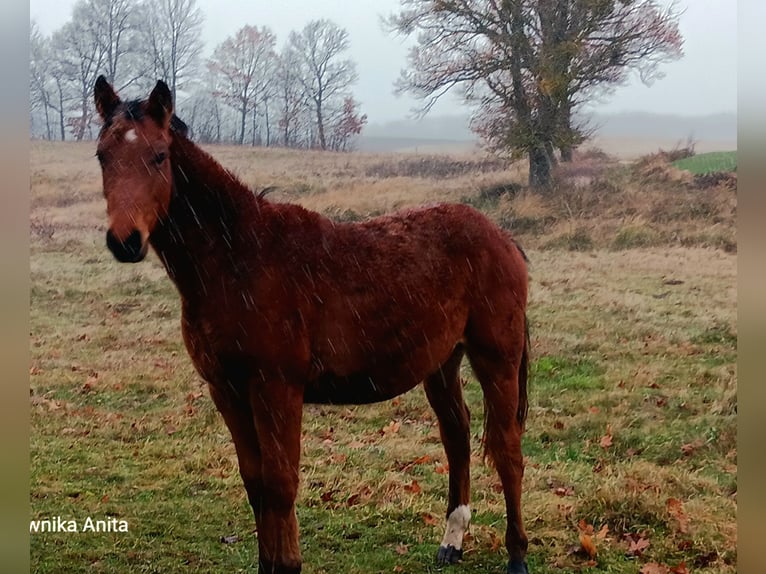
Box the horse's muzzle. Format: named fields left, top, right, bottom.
left=106, top=228, right=147, bottom=263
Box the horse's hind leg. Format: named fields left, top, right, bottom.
left=423, top=344, right=472, bottom=565
left=466, top=314, right=529, bottom=574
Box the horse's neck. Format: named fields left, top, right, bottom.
left=149, top=138, right=262, bottom=303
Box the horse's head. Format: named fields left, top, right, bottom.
left=94, top=76, right=176, bottom=263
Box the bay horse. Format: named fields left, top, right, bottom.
left=93, top=76, right=531, bottom=574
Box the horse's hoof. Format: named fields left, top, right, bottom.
left=507, top=559, right=528, bottom=574
left=436, top=544, right=463, bottom=564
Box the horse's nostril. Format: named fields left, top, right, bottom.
left=106, top=229, right=145, bottom=263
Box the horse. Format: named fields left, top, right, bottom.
left=93, top=76, right=531, bottom=574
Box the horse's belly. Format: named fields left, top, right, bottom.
left=303, top=370, right=421, bottom=405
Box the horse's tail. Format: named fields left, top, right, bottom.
left=517, top=314, right=530, bottom=431
left=512, top=236, right=530, bottom=431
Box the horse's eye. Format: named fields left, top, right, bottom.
left=154, top=152, right=167, bottom=165
left=95, top=151, right=106, bottom=165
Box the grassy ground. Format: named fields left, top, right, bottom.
left=672, top=151, right=737, bottom=175
left=30, top=141, right=736, bottom=573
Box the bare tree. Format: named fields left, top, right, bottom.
left=87, top=0, right=137, bottom=88
left=288, top=20, right=358, bottom=150
left=139, top=0, right=204, bottom=102
left=274, top=46, right=309, bottom=148
left=51, top=1, right=107, bottom=141
left=388, top=0, right=683, bottom=188
left=208, top=25, right=277, bottom=145
left=30, top=22, right=54, bottom=139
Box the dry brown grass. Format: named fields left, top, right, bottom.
left=30, top=141, right=736, bottom=573
left=30, top=140, right=736, bottom=256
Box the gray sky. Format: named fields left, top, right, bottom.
left=30, top=0, right=736, bottom=124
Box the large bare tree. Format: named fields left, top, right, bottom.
left=87, top=0, right=137, bottom=88
left=50, top=2, right=107, bottom=141
left=388, top=0, right=683, bottom=188
left=139, top=0, right=204, bottom=102
left=208, top=25, right=278, bottom=145
left=288, top=19, right=358, bottom=150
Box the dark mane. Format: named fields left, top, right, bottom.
left=99, top=98, right=188, bottom=138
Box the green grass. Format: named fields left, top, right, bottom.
left=672, top=151, right=737, bottom=174
left=30, top=144, right=737, bottom=573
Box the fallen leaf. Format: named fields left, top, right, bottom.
left=488, top=530, right=503, bottom=552
left=320, top=490, right=336, bottom=503
left=403, top=480, right=422, bottom=494
left=381, top=420, right=401, bottom=435
left=434, top=463, right=449, bottom=474
left=666, top=498, right=689, bottom=533
left=345, top=486, right=372, bottom=507
left=589, top=406, right=600, bottom=414
left=681, top=439, right=704, bottom=456
left=579, top=532, right=597, bottom=558
left=577, top=520, right=592, bottom=534
left=600, top=425, right=613, bottom=448
left=347, top=440, right=365, bottom=449
left=670, top=561, right=689, bottom=574
left=393, top=566, right=404, bottom=573
left=626, top=534, right=650, bottom=556
left=395, top=543, right=409, bottom=555
left=422, top=513, right=439, bottom=526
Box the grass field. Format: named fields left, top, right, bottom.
left=30, top=141, right=736, bottom=573
left=672, top=151, right=737, bottom=175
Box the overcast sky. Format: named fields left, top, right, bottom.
left=30, top=0, right=737, bottom=124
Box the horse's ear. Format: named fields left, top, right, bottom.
left=94, top=75, right=120, bottom=121
left=147, top=80, right=173, bottom=128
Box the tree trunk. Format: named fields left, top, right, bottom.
left=528, top=146, right=553, bottom=189
left=239, top=101, right=247, bottom=145
left=44, top=107, right=52, bottom=141
left=251, top=101, right=258, bottom=146
left=559, top=99, right=574, bottom=162
left=55, top=79, right=66, bottom=141
left=264, top=99, right=270, bottom=147
left=316, top=101, right=326, bottom=150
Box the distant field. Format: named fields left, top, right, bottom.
left=672, top=151, right=737, bottom=175
left=30, top=141, right=736, bottom=573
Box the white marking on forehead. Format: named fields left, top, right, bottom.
left=124, top=129, right=138, bottom=142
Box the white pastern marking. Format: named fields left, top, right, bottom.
left=125, top=129, right=138, bottom=142
left=441, top=505, right=471, bottom=550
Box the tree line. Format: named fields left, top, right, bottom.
left=31, top=0, right=683, bottom=188
left=29, top=0, right=367, bottom=151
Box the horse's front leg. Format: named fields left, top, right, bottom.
left=249, top=378, right=305, bottom=574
